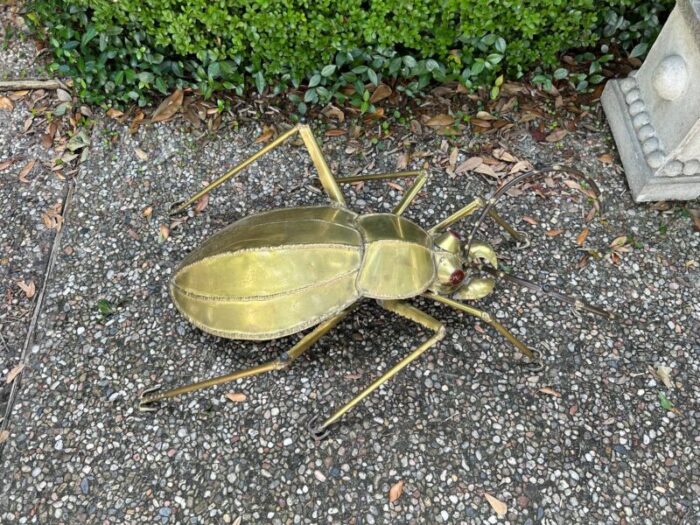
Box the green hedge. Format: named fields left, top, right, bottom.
left=30, top=0, right=673, bottom=108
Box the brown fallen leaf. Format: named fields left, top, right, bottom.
left=387, top=182, right=404, bottom=192
left=598, top=153, right=614, bottom=164
left=0, top=96, right=14, bottom=111
left=538, top=386, right=561, bottom=397
left=389, top=480, right=404, bottom=503
left=42, top=202, right=64, bottom=231
left=325, top=128, right=346, bottom=137
left=6, top=363, right=25, bottom=384
left=225, top=392, right=247, bottom=403
left=41, top=121, right=59, bottom=149
left=455, top=156, right=483, bottom=174
left=159, top=224, right=170, bottom=241
left=655, top=365, right=673, bottom=389
left=492, top=148, right=518, bottom=163
left=484, top=493, right=507, bottom=517
left=576, top=227, right=590, bottom=246
left=17, top=280, right=36, bottom=299
left=151, top=89, right=184, bottom=123
left=546, top=228, right=564, bottom=237
left=194, top=193, right=209, bottom=214
left=106, top=108, right=124, bottom=119
left=134, top=147, right=148, bottom=161
left=0, top=158, right=16, bottom=171
left=255, top=126, right=275, bottom=143
left=322, top=105, right=345, bottom=123
left=426, top=114, right=455, bottom=128
left=474, top=163, right=499, bottom=178
left=18, top=159, right=36, bottom=183
left=142, top=206, right=153, bottom=219
left=545, top=129, right=568, bottom=143
left=0, top=430, right=9, bottom=444
left=370, top=83, right=392, bottom=103
left=689, top=208, right=700, bottom=233
left=522, top=216, right=538, bottom=225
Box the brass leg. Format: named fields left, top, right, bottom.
left=171, top=124, right=345, bottom=214
left=313, top=300, right=445, bottom=433
left=139, top=309, right=351, bottom=411
left=429, top=197, right=526, bottom=243
left=335, top=170, right=429, bottom=215
left=424, top=292, right=535, bottom=360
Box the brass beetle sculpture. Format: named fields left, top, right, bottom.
left=140, top=124, right=612, bottom=436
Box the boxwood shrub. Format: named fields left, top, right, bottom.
left=29, top=0, right=673, bottom=108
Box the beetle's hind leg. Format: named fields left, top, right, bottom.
left=312, top=301, right=445, bottom=435
left=138, top=309, right=351, bottom=411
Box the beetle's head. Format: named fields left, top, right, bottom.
left=429, top=230, right=498, bottom=300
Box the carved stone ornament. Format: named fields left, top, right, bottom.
left=601, top=0, right=700, bottom=201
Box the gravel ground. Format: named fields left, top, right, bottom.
left=1, top=8, right=699, bottom=524
left=0, top=106, right=697, bottom=524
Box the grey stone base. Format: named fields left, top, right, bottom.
left=601, top=79, right=700, bottom=202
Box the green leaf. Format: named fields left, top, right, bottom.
left=554, top=68, right=569, bottom=80
left=321, top=64, right=336, bottom=77
left=630, top=43, right=648, bottom=58
left=425, top=59, right=439, bottom=72
left=254, top=71, right=266, bottom=93
left=403, top=56, right=417, bottom=69
left=308, top=73, right=321, bottom=87
left=495, top=37, right=506, bottom=53
left=367, top=68, right=378, bottom=86
left=97, top=299, right=115, bottom=316
left=658, top=391, right=673, bottom=411
left=81, top=26, right=98, bottom=49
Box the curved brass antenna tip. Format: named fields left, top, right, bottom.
left=513, top=231, right=531, bottom=251
left=168, top=200, right=188, bottom=216
left=307, top=414, right=331, bottom=441
left=138, top=384, right=162, bottom=413
left=521, top=348, right=544, bottom=373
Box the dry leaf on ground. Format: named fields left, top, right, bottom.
left=370, top=84, right=392, bottom=103
left=484, top=493, right=507, bottom=517
left=17, top=280, right=36, bottom=299
left=325, top=128, right=345, bottom=137
left=134, top=147, right=148, bottom=161
left=255, top=126, right=275, bottom=143
left=225, top=392, right=247, bottom=402
left=106, top=108, right=124, bottom=119
left=194, top=194, right=209, bottom=214
left=18, top=159, right=36, bottom=183
left=545, top=129, right=568, bottom=143
left=151, top=89, right=184, bottom=123
left=655, top=365, right=673, bottom=389
left=426, top=114, right=455, bottom=128
left=576, top=227, right=590, bottom=246
left=159, top=224, right=170, bottom=241
left=0, top=430, right=9, bottom=444
left=546, top=229, right=564, bottom=237
left=0, top=158, right=16, bottom=171
left=0, top=96, right=14, bottom=111
left=538, top=386, right=561, bottom=397
left=6, top=363, right=25, bottom=383
left=142, top=206, right=153, bottom=219
left=522, top=216, right=538, bottom=225
left=42, top=202, right=64, bottom=231
left=509, top=159, right=533, bottom=174
left=598, top=153, right=614, bottom=164
left=389, top=480, right=404, bottom=503
left=455, top=156, right=483, bottom=174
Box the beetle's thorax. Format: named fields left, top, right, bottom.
left=354, top=213, right=435, bottom=300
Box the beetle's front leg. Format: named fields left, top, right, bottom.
left=311, top=301, right=445, bottom=437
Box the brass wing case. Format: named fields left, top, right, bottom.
left=171, top=206, right=363, bottom=340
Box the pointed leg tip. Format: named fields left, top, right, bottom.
left=138, top=385, right=162, bottom=412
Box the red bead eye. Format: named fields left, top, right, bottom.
left=449, top=269, right=465, bottom=285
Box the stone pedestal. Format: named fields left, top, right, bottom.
left=601, top=0, right=700, bottom=202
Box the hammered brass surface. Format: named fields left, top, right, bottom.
left=355, top=214, right=435, bottom=299
left=171, top=206, right=363, bottom=339
left=172, top=267, right=360, bottom=340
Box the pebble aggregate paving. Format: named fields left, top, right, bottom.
left=0, top=20, right=698, bottom=523
left=0, top=109, right=697, bottom=524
